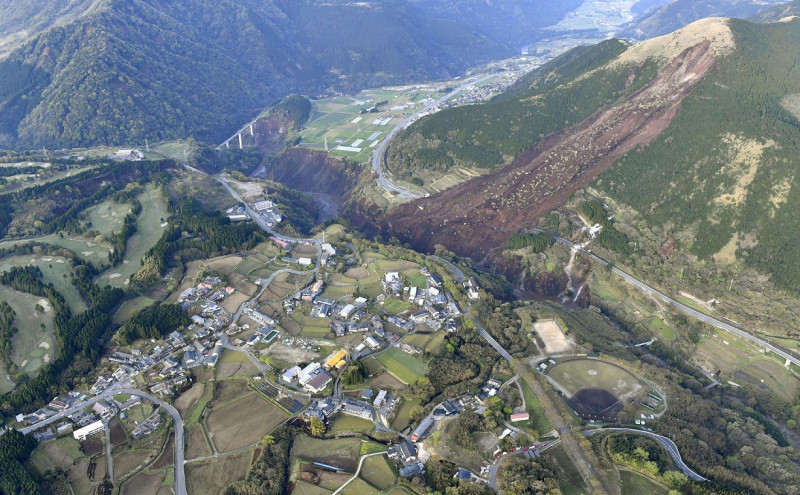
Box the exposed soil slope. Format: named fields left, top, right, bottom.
left=384, top=40, right=721, bottom=262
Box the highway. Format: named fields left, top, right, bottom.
left=370, top=73, right=500, bottom=199
left=543, top=231, right=800, bottom=369
left=583, top=428, right=707, bottom=482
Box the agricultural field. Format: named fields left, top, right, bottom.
left=4, top=287, right=54, bottom=377
left=382, top=298, right=411, bottom=315
left=619, top=470, right=669, bottom=495
left=0, top=255, right=85, bottom=312
left=292, top=435, right=362, bottom=473
left=691, top=330, right=800, bottom=402
left=391, top=398, right=421, bottom=431
left=299, top=86, right=441, bottom=163
left=214, top=349, right=259, bottom=378
left=121, top=470, right=167, bottom=495
left=186, top=451, right=252, bottom=495
left=375, top=348, right=426, bottom=384
left=97, top=186, right=169, bottom=287
left=328, top=414, right=375, bottom=435
left=339, top=477, right=381, bottom=495
left=204, top=392, right=288, bottom=452
left=547, top=359, right=656, bottom=421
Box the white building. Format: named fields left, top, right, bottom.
left=298, top=257, right=313, bottom=267
left=339, top=304, right=356, bottom=319
left=73, top=420, right=104, bottom=441
left=282, top=366, right=301, bottom=383
left=298, top=362, right=321, bottom=385
left=365, top=336, right=381, bottom=350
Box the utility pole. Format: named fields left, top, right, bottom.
left=145, top=138, right=149, bottom=152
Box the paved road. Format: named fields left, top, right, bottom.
left=477, top=322, right=513, bottom=361
left=103, top=419, right=113, bottom=485
left=429, top=255, right=465, bottom=283
left=371, top=73, right=500, bottom=199
left=543, top=231, right=800, bottom=369
left=332, top=451, right=388, bottom=495
left=583, top=428, right=707, bottom=481
left=113, top=388, right=188, bottom=495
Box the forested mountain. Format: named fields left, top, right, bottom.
left=382, top=18, right=800, bottom=294
left=620, top=0, right=788, bottom=39
left=0, top=0, right=580, bottom=150
left=750, top=0, right=800, bottom=22
left=0, top=0, right=104, bottom=58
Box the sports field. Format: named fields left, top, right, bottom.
left=375, top=348, right=426, bottom=384
left=532, top=319, right=571, bottom=354
left=547, top=358, right=649, bottom=421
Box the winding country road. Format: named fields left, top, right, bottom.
left=371, top=73, right=500, bottom=199
left=583, top=428, right=707, bottom=481
left=543, top=231, right=800, bottom=369
left=332, top=451, right=388, bottom=495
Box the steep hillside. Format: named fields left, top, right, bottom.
left=0, top=0, right=581, bottom=151
left=381, top=18, right=800, bottom=296
left=384, top=22, right=727, bottom=262
left=621, top=0, right=787, bottom=39
left=0, top=0, right=105, bottom=57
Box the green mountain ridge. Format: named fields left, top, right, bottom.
left=0, top=0, right=581, bottom=150
left=382, top=17, right=800, bottom=295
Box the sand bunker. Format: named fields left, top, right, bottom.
left=109, top=273, right=122, bottom=279
left=160, top=222, right=168, bottom=227
left=38, top=341, right=50, bottom=350
left=82, top=251, right=94, bottom=256
left=37, top=299, right=52, bottom=312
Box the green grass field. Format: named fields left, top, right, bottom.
left=113, top=296, right=156, bottom=326
left=86, top=199, right=133, bottom=237
left=405, top=272, right=427, bottom=289
left=328, top=415, right=375, bottom=435
left=548, top=445, right=588, bottom=495
left=97, top=186, right=168, bottom=288
left=3, top=287, right=54, bottom=377
left=649, top=317, right=676, bottom=340
left=400, top=333, right=429, bottom=348
left=519, top=380, right=553, bottom=434
left=381, top=299, right=410, bottom=315
left=390, top=398, right=421, bottom=431
left=359, top=454, right=396, bottom=490
left=0, top=255, right=85, bottom=312
left=619, top=470, right=669, bottom=495
left=375, top=348, right=425, bottom=384
left=0, top=233, right=112, bottom=267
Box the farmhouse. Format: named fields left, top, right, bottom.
left=389, top=439, right=417, bottom=464
left=339, top=304, right=356, bottom=319
left=510, top=412, right=530, bottom=422
left=467, top=277, right=480, bottom=299
left=304, top=372, right=332, bottom=393
left=411, top=417, right=435, bottom=442
left=373, top=390, right=388, bottom=407
left=73, top=420, right=104, bottom=441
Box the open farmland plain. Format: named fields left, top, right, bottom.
left=375, top=348, right=425, bottom=384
